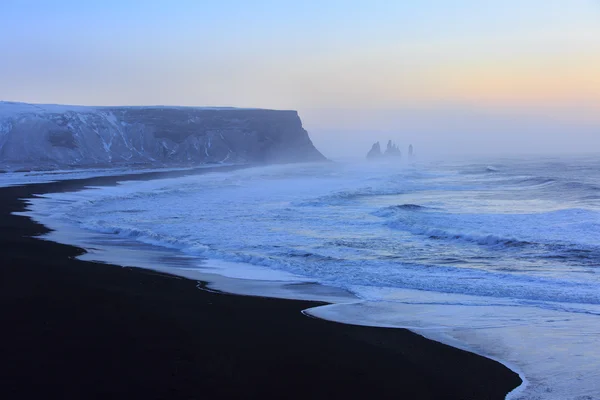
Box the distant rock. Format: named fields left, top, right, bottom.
left=384, top=140, right=401, bottom=157
left=0, top=101, right=326, bottom=170
left=366, top=142, right=383, bottom=159
left=408, top=144, right=414, bottom=157
left=366, top=140, right=403, bottom=160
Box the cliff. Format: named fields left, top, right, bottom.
left=0, top=102, right=326, bottom=170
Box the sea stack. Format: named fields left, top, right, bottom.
left=366, top=142, right=383, bottom=159
left=366, top=140, right=403, bottom=160
left=384, top=140, right=401, bottom=157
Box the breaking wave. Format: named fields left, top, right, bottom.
left=386, top=219, right=533, bottom=248
left=372, top=204, right=432, bottom=217
left=296, top=186, right=406, bottom=206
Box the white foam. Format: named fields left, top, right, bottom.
left=26, top=202, right=355, bottom=304
left=0, top=163, right=239, bottom=188
left=192, top=259, right=310, bottom=282
left=0, top=166, right=206, bottom=187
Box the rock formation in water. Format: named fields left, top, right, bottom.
left=408, top=144, right=414, bottom=157
left=0, top=102, right=326, bottom=170
left=384, top=140, right=401, bottom=157
left=366, top=142, right=383, bottom=159
left=366, top=140, right=403, bottom=160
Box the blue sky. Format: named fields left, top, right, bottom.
left=2, top=0, right=599, bottom=155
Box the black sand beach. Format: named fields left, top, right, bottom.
left=0, top=169, right=521, bottom=399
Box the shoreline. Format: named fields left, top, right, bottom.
left=0, top=167, right=521, bottom=399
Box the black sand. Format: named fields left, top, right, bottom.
left=0, top=169, right=522, bottom=399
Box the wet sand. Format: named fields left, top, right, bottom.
left=0, top=168, right=521, bottom=399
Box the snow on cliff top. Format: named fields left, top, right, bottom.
left=0, top=101, right=272, bottom=118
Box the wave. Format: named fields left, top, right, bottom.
left=390, top=204, right=429, bottom=211
left=78, top=217, right=600, bottom=306
left=377, top=207, right=600, bottom=265
left=510, top=176, right=557, bottom=187
left=80, top=221, right=199, bottom=251
left=372, top=204, right=431, bottom=218
left=504, top=176, right=600, bottom=199
left=458, top=164, right=505, bottom=175
left=79, top=219, right=347, bottom=278
left=387, top=222, right=534, bottom=248
left=559, top=181, right=600, bottom=194
left=284, top=249, right=340, bottom=262
left=296, top=186, right=406, bottom=207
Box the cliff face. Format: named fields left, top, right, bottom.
left=0, top=102, right=326, bottom=170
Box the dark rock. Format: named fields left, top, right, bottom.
left=384, top=140, right=401, bottom=157
left=366, top=142, right=383, bottom=159
left=48, top=130, right=78, bottom=149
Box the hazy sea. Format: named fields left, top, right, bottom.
left=20, top=155, right=600, bottom=400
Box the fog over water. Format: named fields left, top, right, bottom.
left=304, top=106, right=600, bottom=159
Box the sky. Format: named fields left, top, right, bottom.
left=1, top=0, right=599, bottom=157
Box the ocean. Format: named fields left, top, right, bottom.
left=21, top=155, right=600, bottom=399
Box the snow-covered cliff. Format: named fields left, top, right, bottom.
left=0, top=102, right=326, bottom=170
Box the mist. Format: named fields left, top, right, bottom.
left=304, top=105, right=600, bottom=159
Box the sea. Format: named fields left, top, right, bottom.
left=15, top=155, right=600, bottom=400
